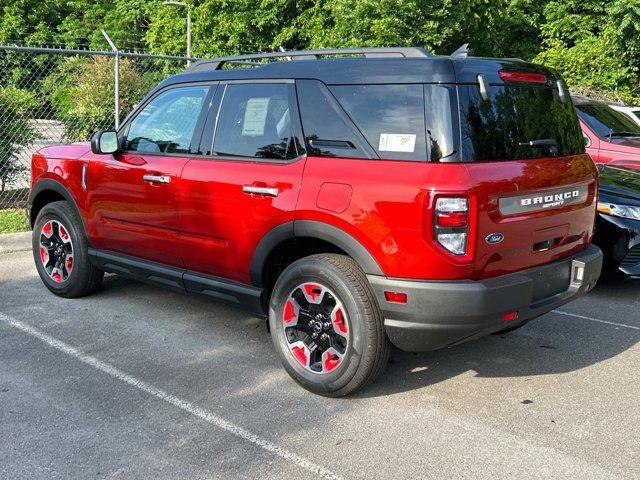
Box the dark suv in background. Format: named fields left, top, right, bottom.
left=29, top=48, right=602, bottom=396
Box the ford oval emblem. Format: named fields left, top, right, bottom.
left=485, top=233, right=504, bottom=245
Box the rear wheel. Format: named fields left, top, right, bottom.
left=269, top=254, right=389, bottom=396
left=32, top=201, right=103, bottom=298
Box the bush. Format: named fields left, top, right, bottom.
left=535, top=36, right=640, bottom=104
left=45, top=56, right=157, bottom=142
left=0, top=87, right=38, bottom=193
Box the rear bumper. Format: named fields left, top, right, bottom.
left=367, top=245, right=603, bottom=352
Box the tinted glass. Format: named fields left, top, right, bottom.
left=296, top=80, right=373, bottom=159
left=126, top=86, right=208, bottom=154
left=424, top=85, right=459, bottom=161
left=460, top=85, right=584, bottom=161
left=330, top=84, right=427, bottom=161
left=635, top=112, right=640, bottom=121
left=213, top=83, right=296, bottom=160
left=575, top=103, right=640, bottom=138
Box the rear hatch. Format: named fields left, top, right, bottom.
left=453, top=60, right=598, bottom=279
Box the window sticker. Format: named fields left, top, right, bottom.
left=242, top=97, right=270, bottom=135
left=378, top=133, right=416, bottom=153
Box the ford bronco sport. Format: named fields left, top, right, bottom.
left=29, top=47, right=603, bottom=396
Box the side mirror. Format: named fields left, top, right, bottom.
left=583, top=134, right=591, bottom=148
left=91, top=130, right=120, bottom=154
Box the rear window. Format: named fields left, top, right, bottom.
left=575, top=103, right=640, bottom=139
left=459, top=85, right=584, bottom=161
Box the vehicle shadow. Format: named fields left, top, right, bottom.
left=358, top=277, right=640, bottom=398
left=19, top=269, right=637, bottom=401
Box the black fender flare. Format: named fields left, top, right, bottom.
left=28, top=179, right=85, bottom=233
left=249, top=220, right=384, bottom=286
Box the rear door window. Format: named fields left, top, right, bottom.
left=212, top=83, right=298, bottom=160
left=296, top=79, right=375, bottom=159
left=459, top=85, right=584, bottom=161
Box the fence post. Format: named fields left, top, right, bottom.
left=102, top=30, right=120, bottom=129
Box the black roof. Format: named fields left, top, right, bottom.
left=154, top=47, right=559, bottom=90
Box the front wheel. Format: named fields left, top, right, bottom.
left=32, top=201, right=103, bottom=298
left=269, top=254, right=390, bottom=396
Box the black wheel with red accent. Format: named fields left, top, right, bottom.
left=32, top=201, right=103, bottom=298
left=269, top=254, right=390, bottom=396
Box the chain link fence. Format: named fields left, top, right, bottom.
left=0, top=44, right=194, bottom=210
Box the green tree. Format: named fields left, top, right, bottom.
left=0, top=86, right=38, bottom=193
left=45, top=56, right=155, bottom=141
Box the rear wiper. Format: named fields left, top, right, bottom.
left=518, top=138, right=558, bottom=155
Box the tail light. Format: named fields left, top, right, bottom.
left=434, top=197, right=469, bottom=256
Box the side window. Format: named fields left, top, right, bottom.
left=296, top=79, right=375, bottom=159
left=329, top=84, right=427, bottom=161
left=212, top=83, right=297, bottom=160
left=125, top=86, right=209, bottom=154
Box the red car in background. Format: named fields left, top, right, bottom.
left=573, top=95, right=640, bottom=170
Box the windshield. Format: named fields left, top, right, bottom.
left=574, top=103, right=640, bottom=139
left=459, top=85, right=584, bottom=161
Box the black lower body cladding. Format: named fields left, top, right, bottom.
left=368, top=245, right=603, bottom=352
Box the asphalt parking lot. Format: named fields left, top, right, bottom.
left=1, top=249, right=639, bottom=480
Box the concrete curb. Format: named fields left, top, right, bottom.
left=0, top=231, right=31, bottom=254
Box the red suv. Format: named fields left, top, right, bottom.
left=573, top=95, right=640, bottom=170
left=29, top=48, right=603, bottom=396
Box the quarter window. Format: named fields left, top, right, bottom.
left=212, top=83, right=296, bottom=160
left=330, top=84, right=427, bottom=161
left=125, top=86, right=209, bottom=154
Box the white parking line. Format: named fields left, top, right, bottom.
left=0, top=312, right=345, bottom=480
left=554, top=310, right=640, bottom=331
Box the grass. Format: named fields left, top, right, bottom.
left=0, top=209, right=30, bottom=234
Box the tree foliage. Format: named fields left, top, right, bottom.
left=44, top=56, right=155, bottom=141
left=1, top=0, right=640, bottom=102
left=0, top=86, right=37, bottom=192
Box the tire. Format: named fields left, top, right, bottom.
left=269, top=254, right=390, bottom=396
left=32, top=200, right=103, bottom=298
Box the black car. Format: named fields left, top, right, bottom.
left=594, top=165, right=640, bottom=277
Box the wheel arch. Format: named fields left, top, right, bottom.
left=250, top=220, right=384, bottom=289
left=28, top=179, right=85, bottom=232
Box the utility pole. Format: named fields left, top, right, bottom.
left=102, top=30, right=120, bottom=129
left=164, top=1, right=191, bottom=66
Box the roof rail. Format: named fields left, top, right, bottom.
left=187, top=47, right=431, bottom=72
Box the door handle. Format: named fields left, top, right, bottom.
left=143, top=174, right=171, bottom=184
left=242, top=185, right=279, bottom=197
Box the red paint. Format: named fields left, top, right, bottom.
left=316, top=182, right=353, bottom=213
left=178, top=157, right=304, bottom=282
left=31, top=146, right=597, bottom=286
left=332, top=308, right=348, bottom=334
left=283, top=300, right=297, bottom=324
left=85, top=151, right=189, bottom=267
left=303, top=283, right=322, bottom=302
left=323, top=352, right=341, bottom=372
left=291, top=346, right=308, bottom=367
left=580, top=119, right=640, bottom=171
